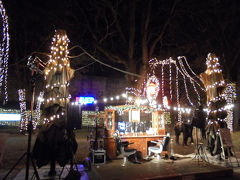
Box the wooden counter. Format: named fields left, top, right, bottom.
left=105, top=135, right=166, bottom=159
left=104, top=106, right=167, bottom=159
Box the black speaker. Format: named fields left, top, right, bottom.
left=67, top=104, right=82, bottom=129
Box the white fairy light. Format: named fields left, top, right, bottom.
left=0, top=0, right=10, bottom=102
left=18, top=89, right=28, bottom=132
left=176, top=63, right=193, bottom=106
left=178, top=57, right=202, bottom=105
left=223, top=83, right=235, bottom=131
left=169, top=61, right=173, bottom=101
left=128, top=96, right=133, bottom=101
left=161, top=63, right=164, bottom=102
left=34, top=91, right=44, bottom=129
left=122, top=93, right=127, bottom=98
left=43, top=30, right=72, bottom=123
left=178, top=56, right=205, bottom=89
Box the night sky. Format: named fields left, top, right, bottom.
left=2, top=0, right=240, bottom=104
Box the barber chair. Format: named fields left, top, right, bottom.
left=148, top=134, right=170, bottom=159
left=114, top=136, right=137, bottom=166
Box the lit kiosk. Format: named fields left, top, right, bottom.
left=105, top=105, right=166, bottom=159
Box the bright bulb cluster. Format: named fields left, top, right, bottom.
left=43, top=111, right=65, bottom=124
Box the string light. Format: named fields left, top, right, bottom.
left=169, top=62, right=172, bottom=101
left=223, top=83, right=235, bottom=131
left=178, top=57, right=201, bottom=105
left=176, top=63, right=193, bottom=106
left=178, top=56, right=205, bottom=90
left=202, top=54, right=228, bottom=131
left=18, top=89, right=28, bottom=132
left=43, top=30, right=73, bottom=123
left=0, top=0, right=9, bottom=102
left=161, top=64, right=164, bottom=102
left=34, top=92, right=44, bottom=129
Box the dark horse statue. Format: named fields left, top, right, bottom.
left=174, top=105, right=206, bottom=146
left=174, top=121, right=194, bottom=146
left=192, top=105, right=207, bottom=140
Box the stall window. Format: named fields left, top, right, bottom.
left=107, top=112, right=113, bottom=130
left=159, top=113, right=165, bottom=129
left=115, top=110, right=152, bottom=134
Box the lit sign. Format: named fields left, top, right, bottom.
left=0, top=114, right=21, bottom=121
left=76, top=96, right=95, bottom=104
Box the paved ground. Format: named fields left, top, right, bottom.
left=1, top=128, right=240, bottom=179
left=89, top=153, right=239, bottom=180
left=12, top=164, right=89, bottom=180
left=3, top=153, right=239, bottom=180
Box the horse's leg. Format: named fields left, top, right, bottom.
left=183, top=132, right=188, bottom=146
left=201, top=128, right=206, bottom=140
left=176, top=135, right=180, bottom=144
left=190, top=126, right=194, bottom=144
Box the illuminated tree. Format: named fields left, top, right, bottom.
left=43, top=29, right=74, bottom=123
left=201, top=53, right=228, bottom=156
left=201, top=53, right=227, bottom=122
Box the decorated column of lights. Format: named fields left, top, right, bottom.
left=169, top=61, right=173, bottom=101
left=43, top=30, right=74, bottom=123
left=175, top=63, right=181, bottom=121
left=18, top=89, right=28, bottom=132
left=200, top=53, right=227, bottom=125
left=223, top=83, right=235, bottom=131
left=34, top=91, right=44, bottom=128
left=0, top=0, right=9, bottom=102
left=161, top=63, right=164, bottom=100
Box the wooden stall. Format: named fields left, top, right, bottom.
left=104, top=105, right=166, bottom=159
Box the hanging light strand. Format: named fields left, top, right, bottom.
left=34, top=91, right=44, bottom=129
left=178, top=58, right=201, bottom=105
left=18, top=89, right=28, bottom=132
left=161, top=63, right=164, bottom=102
left=0, top=0, right=10, bottom=102
left=169, top=61, right=173, bottom=101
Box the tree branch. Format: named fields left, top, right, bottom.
left=110, top=3, right=127, bottom=43
left=149, top=0, right=180, bottom=58
left=128, top=0, right=136, bottom=60
left=95, top=44, right=127, bottom=66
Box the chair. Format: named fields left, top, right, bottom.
left=148, top=134, right=170, bottom=159
left=114, top=136, right=137, bottom=166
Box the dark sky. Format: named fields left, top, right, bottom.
left=4, top=0, right=240, bottom=71
left=2, top=0, right=240, bottom=104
